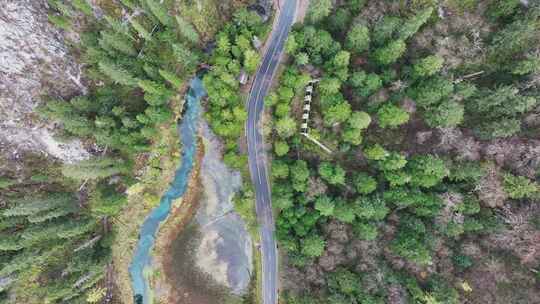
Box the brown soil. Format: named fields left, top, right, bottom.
left=152, top=138, right=208, bottom=304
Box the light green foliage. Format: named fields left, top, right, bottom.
left=319, top=77, right=342, bottom=96
left=379, top=152, right=407, bottom=171
left=274, top=141, right=290, bottom=156
left=296, top=52, right=310, bottom=66
left=334, top=200, right=356, bottom=223
left=302, top=235, right=326, bottom=257
left=345, top=24, right=370, bottom=53
left=315, top=196, right=335, bottom=216
left=307, top=0, right=333, bottom=24
left=285, top=34, right=298, bottom=54
left=373, top=40, right=407, bottom=65
left=244, top=49, right=261, bottom=73
left=364, top=144, right=388, bottom=161
left=0, top=176, right=16, bottom=189
left=377, top=103, right=410, bottom=128
left=272, top=160, right=290, bottom=179
left=349, top=71, right=382, bottom=97
left=324, top=101, right=352, bottom=126
left=384, top=170, right=411, bottom=187
left=275, top=116, right=297, bottom=138
left=353, top=221, right=378, bottom=240
left=146, top=0, right=173, bottom=26
left=354, top=173, right=377, bottom=194
left=413, top=55, right=444, bottom=77
left=318, top=162, right=346, bottom=186
left=503, top=174, right=538, bottom=199
left=354, top=196, right=389, bottom=221
left=175, top=16, right=200, bottom=44
left=138, top=80, right=173, bottom=98
left=130, top=18, right=152, bottom=40
left=71, top=0, right=93, bottom=16
left=159, top=69, right=183, bottom=89
left=172, top=43, right=199, bottom=69
left=424, top=100, right=464, bottom=127
left=99, top=31, right=136, bottom=56
left=61, top=157, right=129, bottom=180
left=408, top=155, right=448, bottom=188
left=98, top=61, right=138, bottom=86
left=48, top=14, right=72, bottom=30
left=343, top=111, right=371, bottom=145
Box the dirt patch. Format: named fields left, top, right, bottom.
left=152, top=139, right=208, bottom=304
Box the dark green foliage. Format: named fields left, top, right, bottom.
left=391, top=215, right=433, bottom=265
left=349, top=71, right=382, bottom=97
left=327, top=268, right=361, bottom=295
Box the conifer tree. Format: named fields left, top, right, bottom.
left=146, top=0, right=173, bottom=26
left=175, top=16, right=200, bottom=44
left=397, top=8, right=433, bottom=40
left=99, top=31, right=136, bottom=56
left=61, top=157, right=129, bottom=180
left=159, top=69, right=183, bottom=89
left=130, top=18, right=153, bottom=40
left=98, top=61, right=139, bottom=86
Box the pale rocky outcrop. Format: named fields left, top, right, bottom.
left=0, top=0, right=89, bottom=162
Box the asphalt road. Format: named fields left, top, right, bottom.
left=246, top=1, right=297, bottom=304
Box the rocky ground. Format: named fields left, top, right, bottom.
left=0, top=0, right=89, bottom=163
left=194, top=121, right=252, bottom=295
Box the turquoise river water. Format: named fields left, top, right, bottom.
left=129, top=77, right=206, bottom=304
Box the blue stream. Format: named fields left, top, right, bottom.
left=129, top=77, right=206, bottom=304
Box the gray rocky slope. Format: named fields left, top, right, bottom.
left=0, top=0, right=89, bottom=162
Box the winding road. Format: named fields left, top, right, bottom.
left=246, top=1, right=297, bottom=304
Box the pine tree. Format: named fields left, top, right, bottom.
left=130, top=18, right=153, bottom=40
left=3, top=194, right=73, bottom=217
left=98, top=60, right=139, bottom=86
left=175, top=16, right=200, bottom=44
left=159, top=69, right=183, bottom=89
left=373, top=40, right=407, bottom=65
left=61, top=157, right=129, bottom=180
left=172, top=43, right=199, bottom=69
left=145, top=0, right=173, bottom=26
left=99, top=31, right=136, bottom=56
left=397, top=8, right=433, bottom=40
